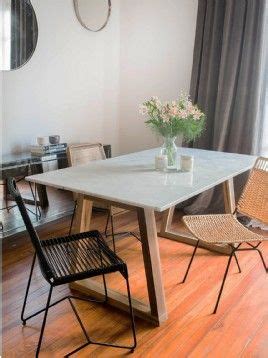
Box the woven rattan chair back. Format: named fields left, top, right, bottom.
left=7, top=178, right=53, bottom=282
left=67, top=143, right=107, bottom=204
left=236, top=157, right=268, bottom=224
left=67, top=143, right=106, bottom=167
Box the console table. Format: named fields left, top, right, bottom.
left=1, top=144, right=111, bottom=208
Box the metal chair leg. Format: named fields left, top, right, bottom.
left=68, top=297, right=90, bottom=342
left=36, top=285, right=53, bottom=357
left=213, top=253, right=234, bottom=314
left=256, top=249, right=268, bottom=273
left=110, top=215, right=116, bottom=253
left=125, top=274, right=137, bottom=351
left=181, top=240, right=199, bottom=283
left=21, top=253, right=36, bottom=325
left=67, top=274, right=108, bottom=350
left=104, top=210, right=110, bottom=237
left=28, top=182, right=41, bottom=219
left=65, top=272, right=136, bottom=357
left=102, top=274, right=108, bottom=301
left=234, top=252, right=242, bottom=273
left=69, top=200, right=77, bottom=235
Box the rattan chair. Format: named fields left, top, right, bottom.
left=67, top=143, right=140, bottom=252
left=181, top=157, right=268, bottom=313
left=7, top=178, right=136, bottom=357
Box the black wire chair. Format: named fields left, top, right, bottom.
left=7, top=178, right=137, bottom=357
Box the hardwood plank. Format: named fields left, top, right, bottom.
left=2, top=209, right=268, bottom=357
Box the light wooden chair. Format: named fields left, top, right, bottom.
left=181, top=157, right=268, bottom=313
left=67, top=143, right=139, bottom=252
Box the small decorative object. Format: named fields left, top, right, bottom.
left=155, top=154, right=168, bottom=171
left=140, top=94, right=205, bottom=170
left=181, top=155, right=194, bottom=172
left=49, top=135, right=60, bottom=144
left=36, top=136, right=48, bottom=146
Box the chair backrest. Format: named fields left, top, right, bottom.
left=237, top=157, right=268, bottom=224
left=7, top=178, right=53, bottom=282
left=67, top=143, right=106, bottom=167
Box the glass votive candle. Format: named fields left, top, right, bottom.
left=181, top=155, right=194, bottom=172
left=155, top=155, right=168, bottom=171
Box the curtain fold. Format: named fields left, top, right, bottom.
left=184, top=0, right=267, bottom=214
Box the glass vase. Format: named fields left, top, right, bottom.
left=160, top=136, right=178, bottom=170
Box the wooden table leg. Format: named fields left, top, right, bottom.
left=159, top=206, right=174, bottom=236
left=71, top=194, right=93, bottom=234
left=223, top=178, right=236, bottom=214
left=137, top=207, right=167, bottom=324
left=158, top=180, right=236, bottom=255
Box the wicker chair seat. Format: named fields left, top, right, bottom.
left=183, top=214, right=265, bottom=244
left=41, top=231, right=125, bottom=285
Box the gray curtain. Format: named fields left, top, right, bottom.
left=184, top=0, right=267, bottom=214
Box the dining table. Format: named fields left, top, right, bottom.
left=26, top=147, right=256, bottom=326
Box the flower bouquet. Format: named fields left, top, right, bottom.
left=140, top=94, right=205, bottom=169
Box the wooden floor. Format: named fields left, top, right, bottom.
left=2, top=209, right=268, bottom=357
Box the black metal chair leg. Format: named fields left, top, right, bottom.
left=67, top=274, right=109, bottom=349
left=104, top=210, right=110, bottom=237
left=65, top=273, right=136, bottom=357
left=110, top=215, right=116, bottom=253
left=102, top=274, right=108, bottom=301
left=69, top=200, right=77, bottom=235
left=181, top=240, right=199, bottom=283
left=36, top=285, right=53, bottom=357
left=68, top=297, right=90, bottom=342
left=213, top=253, right=233, bottom=314
left=125, top=274, right=137, bottom=351
left=21, top=253, right=36, bottom=325
left=28, top=182, right=41, bottom=219
left=234, top=252, right=242, bottom=273
left=256, top=249, right=268, bottom=273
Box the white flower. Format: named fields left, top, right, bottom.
left=139, top=105, right=148, bottom=115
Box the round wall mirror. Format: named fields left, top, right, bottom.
left=0, top=0, right=38, bottom=71
left=73, top=0, right=111, bottom=32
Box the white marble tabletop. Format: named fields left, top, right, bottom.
left=26, top=148, right=256, bottom=212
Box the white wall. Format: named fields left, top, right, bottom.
left=119, top=0, right=198, bottom=153
left=2, top=0, right=198, bottom=156
left=0, top=70, right=3, bottom=159
left=2, top=0, right=121, bottom=155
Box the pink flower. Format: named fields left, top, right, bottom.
left=178, top=109, right=188, bottom=119
left=169, top=107, right=179, bottom=116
